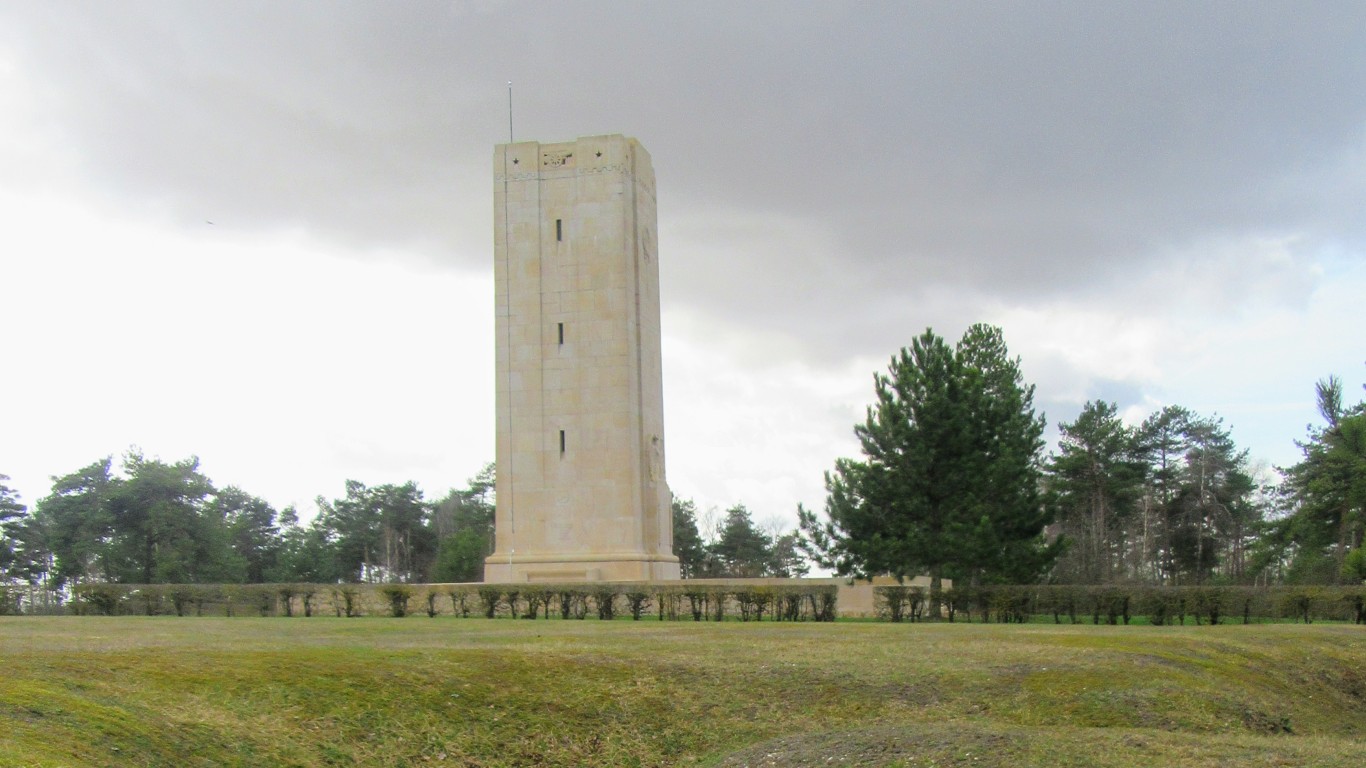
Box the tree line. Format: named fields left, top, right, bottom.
left=1043, top=377, right=1365, bottom=587
left=0, top=456, right=497, bottom=604
left=0, top=450, right=806, bottom=608
left=798, top=324, right=1365, bottom=590
left=670, top=499, right=807, bottom=579
left=3, top=323, right=1362, bottom=606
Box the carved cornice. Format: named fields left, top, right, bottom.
left=495, top=163, right=635, bottom=183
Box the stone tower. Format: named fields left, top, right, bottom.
left=484, top=134, right=680, bottom=583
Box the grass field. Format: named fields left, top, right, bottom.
left=0, top=617, right=1362, bottom=767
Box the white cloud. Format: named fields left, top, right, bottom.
left=662, top=309, right=874, bottom=529
left=1, top=188, right=494, bottom=516
left=982, top=236, right=1364, bottom=468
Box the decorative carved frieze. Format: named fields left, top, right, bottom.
left=495, top=163, right=634, bottom=183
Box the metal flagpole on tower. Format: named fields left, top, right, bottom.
left=508, top=81, right=514, bottom=143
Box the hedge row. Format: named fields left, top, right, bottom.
left=874, top=584, right=1366, bottom=625
left=44, top=582, right=1366, bottom=624
left=0, top=585, right=19, bottom=616
left=64, top=582, right=839, bottom=622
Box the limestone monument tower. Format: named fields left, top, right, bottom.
left=484, top=134, right=680, bottom=582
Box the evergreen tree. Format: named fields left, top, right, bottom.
left=710, top=504, right=773, bottom=577
left=800, top=325, right=1057, bottom=590
left=1282, top=375, right=1366, bottom=582
left=106, top=451, right=229, bottom=584
left=1134, top=406, right=1191, bottom=582
left=431, top=464, right=496, bottom=583
left=0, top=475, right=27, bottom=580
left=214, top=487, right=283, bottom=583
left=1046, top=401, right=1148, bottom=582
left=273, top=507, right=341, bottom=583
left=1045, top=404, right=1263, bottom=586
left=767, top=531, right=810, bottom=578
left=1174, top=414, right=1256, bottom=583
left=32, top=458, right=120, bottom=587
left=954, top=325, right=1057, bottom=584
left=0, top=475, right=23, bottom=528
left=28, top=453, right=236, bottom=585
left=317, top=480, right=432, bottom=583
left=670, top=495, right=707, bottom=578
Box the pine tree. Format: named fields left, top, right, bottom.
left=800, top=325, right=1057, bottom=591
left=670, top=496, right=707, bottom=578
left=1282, top=375, right=1366, bottom=582
left=710, top=504, right=773, bottom=578
left=1046, top=401, right=1148, bottom=582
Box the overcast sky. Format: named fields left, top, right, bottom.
left=2, top=1, right=1363, bottom=534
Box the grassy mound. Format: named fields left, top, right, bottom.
left=715, top=722, right=1363, bottom=767
left=0, top=618, right=1362, bottom=767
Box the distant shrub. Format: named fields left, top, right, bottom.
left=754, top=589, right=773, bottom=621
left=447, top=588, right=473, bottom=618
left=656, top=586, right=684, bottom=620
left=1281, top=587, right=1323, bottom=624
left=625, top=589, right=651, bottom=620
left=133, top=587, right=163, bottom=616
left=477, top=586, right=501, bottom=618
left=73, top=583, right=127, bottom=616
left=168, top=586, right=198, bottom=617
left=299, top=586, right=318, bottom=618
left=379, top=584, right=414, bottom=618
left=774, top=589, right=797, bottom=621
left=875, top=585, right=924, bottom=623
left=733, top=590, right=759, bottom=621
left=1135, top=587, right=1164, bottom=626
left=593, top=587, right=618, bottom=620
left=220, top=584, right=241, bottom=617
left=992, top=587, right=1032, bottom=624
left=522, top=587, right=554, bottom=619
left=936, top=588, right=963, bottom=622
left=514, top=590, right=532, bottom=619
left=711, top=590, right=728, bottom=622
left=1338, top=586, right=1366, bottom=625
left=334, top=586, right=362, bottom=618
left=1087, top=587, right=1129, bottom=626
left=1191, top=587, right=1223, bottom=626
left=1055, top=586, right=1083, bottom=624
left=277, top=585, right=298, bottom=617
left=1230, top=587, right=1264, bottom=625
left=567, top=589, right=590, bottom=620
left=247, top=585, right=274, bottom=617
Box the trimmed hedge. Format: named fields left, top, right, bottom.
left=443, top=583, right=837, bottom=622
left=874, top=584, right=1366, bottom=625
left=63, top=582, right=839, bottom=621
left=54, top=582, right=1365, bottom=624
left=0, top=585, right=21, bottom=616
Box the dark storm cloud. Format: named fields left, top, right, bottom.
left=1, top=1, right=502, bottom=260
left=4, top=1, right=1365, bottom=348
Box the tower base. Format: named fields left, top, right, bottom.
left=484, top=552, right=681, bottom=583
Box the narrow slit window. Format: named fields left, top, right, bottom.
left=555, top=218, right=562, bottom=241
left=559, top=430, right=566, bottom=454
left=557, top=322, right=564, bottom=345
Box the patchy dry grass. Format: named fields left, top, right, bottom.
left=0, top=617, right=1362, bottom=767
